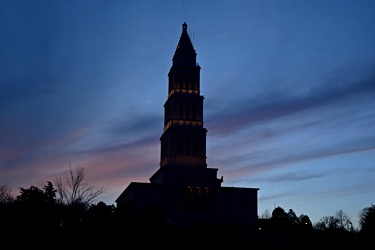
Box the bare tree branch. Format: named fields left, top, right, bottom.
left=53, top=162, right=107, bottom=209
left=0, top=183, right=14, bottom=204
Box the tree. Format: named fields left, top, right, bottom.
left=358, top=204, right=375, bottom=235
left=299, top=214, right=312, bottom=229
left=0, top=183, right=15, bottom=231
left=84, top=201, right=116, bottom=228
left=14, top=183, right=61, bottom=230
left=272, top=206, right=288, bottom=220
left=53, top=163, right=107, bottom=227
left=17, top=185, right=47, bottom=204
left=43, top=181, right=57, bottom=204
left=54, top=163, right=107, bottom=208
left=335, top=209, right=354, bottom=232
left=287, top=209, right=300, bottom=226
left=0, top=183, right=14, bottom=204
left=314, top=215, right=338, bottom=230
left=314, top=210, right=353, bottom=232
left=259, top=209, right=271, bottom=219
left=271, top=206, right=289, bottom=231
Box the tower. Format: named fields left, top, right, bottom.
left=149, top=22, right=222, bottom=187
left=115, top=23, right=258, bottom=227
left=160, top=22, right=206, bottom=169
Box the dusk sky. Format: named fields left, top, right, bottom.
left=1, top=0, right=375, bottom=228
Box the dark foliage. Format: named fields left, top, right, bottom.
left=358, top=203, right=375, bottom=236
left=1, top=181, right=373, bottom=248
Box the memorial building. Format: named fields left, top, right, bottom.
left=115, top=23, right=259, bottom=227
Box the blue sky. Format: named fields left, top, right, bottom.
left=1, top=0, right=375, bottom=228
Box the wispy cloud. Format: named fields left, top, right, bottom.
left=207, top=63, right=375, bottom=137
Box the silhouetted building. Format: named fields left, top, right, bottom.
left=115, top=22, right=259, bottom=227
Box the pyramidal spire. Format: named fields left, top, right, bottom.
left=172, top=22, right=197, bottom=66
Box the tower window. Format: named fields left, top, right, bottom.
left=195, top=187, right=201, bottom=212
left=192, top=103, right=196, bottom=120
left=177, top=136, right=184, bottom=155
left=178, top=187, right=184, bottom=209
left=204, top=187, right=209, bottom=212
left=187, top=186, right=192, bottom=211
left=179, top=103, right=183, bottom=119
left=192, top=136, right=197, bottom=155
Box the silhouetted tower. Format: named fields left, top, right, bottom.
left=116, top=23, right=258, bottom=227
left=161, top=22, right=206, bottom=168
left=150, top=22, right=221, bottom=187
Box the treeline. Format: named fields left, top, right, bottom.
left=0, top=165, right=374, bottom=247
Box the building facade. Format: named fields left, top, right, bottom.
left=115, top=23, right=259, bottom=227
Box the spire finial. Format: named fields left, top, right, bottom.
left=182, top=22, right=187, bottom=31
